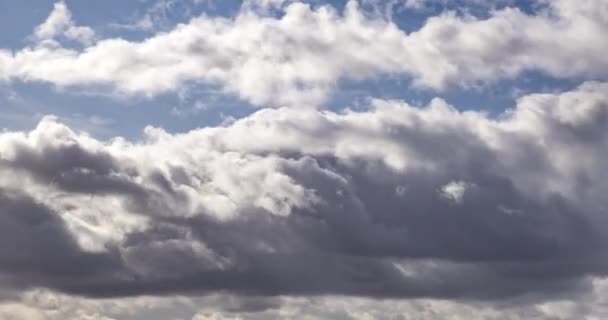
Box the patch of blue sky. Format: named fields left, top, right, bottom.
left=291, top=0, right=543, bottom=31
left=0, top=80, right=256, bottom=140
left=326, top=70, right=583, bottom=116
left=0, top=1, right=55, bottom=49
left=0, top=0, right=242, bottom=47
left=103, top=0, right=243, bottom=40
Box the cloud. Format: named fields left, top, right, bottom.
left=401, top=0, right=516, bottom=10
left=2, top=0, right=608, bottom=318
left=0, top=0, right=607, bottom=106
left=440, top=180, right=471, bottom=204
left=0, top=82, right=606, bottom=301
left=33, top=2, right=95, bottom=45
left=5, top=278, right=608, bottom=319
left=0, top=188, right=123, bottom=294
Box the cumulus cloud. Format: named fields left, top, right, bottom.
left=33, top=2, right=95, bottom=45
left=0, top=82, right=606, bottom=303
left=0, top=0, right=607, bottom=106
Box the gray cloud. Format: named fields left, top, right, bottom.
left=0, top=82, right=607, bottom=304
left=0, top=188, right=123, bottom=292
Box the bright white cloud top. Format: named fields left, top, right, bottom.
left=1, top=0, right=608, bottom=319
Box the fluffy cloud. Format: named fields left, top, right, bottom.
left=0, top=82, right=607, bottom=303
left=0, top=0, right=607, bottom=106
left=33, top=2, right=95, bottom=45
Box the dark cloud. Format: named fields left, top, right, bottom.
left=0, top=188, right=123, bottom=291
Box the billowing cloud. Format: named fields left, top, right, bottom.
left=0, top=82, right=607, bottom=302
left=0, top=0, right=607, bottom=106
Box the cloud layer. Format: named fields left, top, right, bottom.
left=1, top=0, right=607, bottom=106
left=0, top=82, right=607, bottom=302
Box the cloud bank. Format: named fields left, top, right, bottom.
left=0, top=82, right=607, bottom=302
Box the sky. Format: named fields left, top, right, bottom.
left=0, top=0, right=607, bottom=319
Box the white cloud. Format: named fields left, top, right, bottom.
left=440, top=181, right=471, bottom=204
left=0, top=0, right=606, bottom=107
left=33, top=2, right=95, bottom=45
